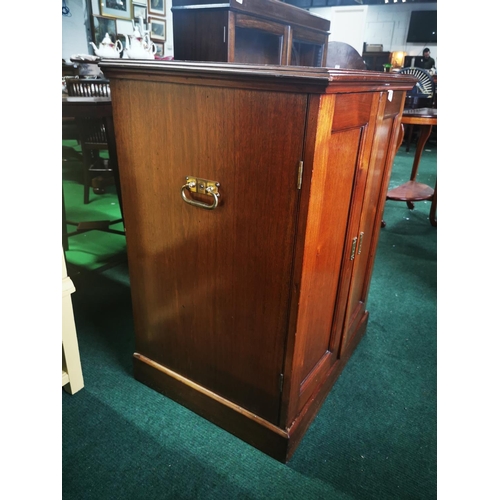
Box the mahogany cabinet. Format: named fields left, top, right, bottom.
left=171, top=0, right=330, bottom=66
left=100, top=59, right=416, bottom=462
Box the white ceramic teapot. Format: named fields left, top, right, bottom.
left=90, top=33, right=123, bottom=59
left=123, top=27, right=156, bottom=60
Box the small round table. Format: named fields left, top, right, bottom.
left=386, top=107, right=437, bottom=227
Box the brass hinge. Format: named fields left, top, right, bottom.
left=350, top=236, right=358, bottom=260
left=357, top=232, right=364, bottom=255
left=297, top=161, right=304, bottom=190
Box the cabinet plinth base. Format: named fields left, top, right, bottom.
left=133, top=353, right=290, bottom=462
left=133, top=312, right=369, bottom=463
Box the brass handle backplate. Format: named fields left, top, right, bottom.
left=181, top=176, right=220, bottom=210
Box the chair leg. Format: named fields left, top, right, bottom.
left=62, top=187, right=69, bottom=250
left=81, top=148, right=93, bottom=205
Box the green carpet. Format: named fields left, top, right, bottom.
left=62, top=136, right=436, bottom=499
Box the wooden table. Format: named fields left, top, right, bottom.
left=386, top=107, right=437, bottom=226
left=62, top=96, right=124, bottom=248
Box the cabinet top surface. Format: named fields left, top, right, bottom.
left=100, top=59, right=417, bottom=92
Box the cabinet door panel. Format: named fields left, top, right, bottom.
left=293, top=93, right=374, bottom=413
left=172, top=10, right=228, bottom=62
left=298, top=126, right=361, bottom=385
left=234, top=13, right=287, bottom=65
left=112, top=79, right=308, bottom=423
left=340, top=92, right=404, bottom=352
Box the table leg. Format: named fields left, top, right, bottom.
left=405, top=124, right=432, bottom=209
left=429, top=181, right=437, bottom=227
left=410, top=124, right=433, bottom=181
left=397, top=122, right=405, bottom=149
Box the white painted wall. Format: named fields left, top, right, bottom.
left=62, top=0, right=90, bottom=61
left=310, top=3, right=438, bottom=67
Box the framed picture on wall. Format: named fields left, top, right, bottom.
left=92, top=16, right=118, bottom=45
left=149, top=17, right=166, bottom=41
left=148, top=0, right=165, bottom=16
left=155, top=42, right=164, bottom=57
left=133, top=4, right=147, bottom=23
left=99, top=0, right=132, bottom=20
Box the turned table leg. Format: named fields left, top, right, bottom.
left=405, top=124, right=433, bottom=209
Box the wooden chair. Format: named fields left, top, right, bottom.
left=399, top=67, right=436, bottom=152
left=326, top=41, right=367, bottom=70
left=65, top=78, right=113, bottom=204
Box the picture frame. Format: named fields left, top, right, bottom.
left=133, top=4, right=147, bottom=23
left=133, top=0, right=146, bottom=4
left=149, top=17, right=166, bottom=41
left=154, top=42, right=164, bottom=57
left=148, top=0, right=165, bottom=16
left=92, top=16, right=118, bottom=45
left=99, top=0, right=132, bottom=20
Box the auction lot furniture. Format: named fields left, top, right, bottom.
left=101, top=59, right=416, bottom=462
left=171, top=0, right=330, bottom=66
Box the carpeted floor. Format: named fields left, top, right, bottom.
left=62, top=134, right=437, bottom=499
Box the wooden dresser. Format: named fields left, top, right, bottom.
left=100, top=60, right=416, bottom=462
left=171, top=0, right=330, bottom=66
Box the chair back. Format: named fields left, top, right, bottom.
left=326, top=41, right=366, bottom=70
left=66, top=78, right=111, bottom=98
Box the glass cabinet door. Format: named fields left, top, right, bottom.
left=232, top=13, right=288, bottom=65
left=290, top=26, right=328, bottom=67
left=291, top=40, right=324, bottom=67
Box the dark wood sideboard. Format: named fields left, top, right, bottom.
left=100, top=59, right=416, bottom=462
left=171, top=0, right=330, bottom=66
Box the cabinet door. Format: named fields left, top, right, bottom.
left=232, top=13, right=288, bottom=65
left=290, top=26, right=328, bottom=67
left=290, top=92, right=377, bottom=416
left=333, top=91, right=405, bottom=354
left=172, top=10, right=229, bottom=62
left=112, top=79, right=308, bottom=424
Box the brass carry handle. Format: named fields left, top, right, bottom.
left=181, top=177, right=220, bottom=210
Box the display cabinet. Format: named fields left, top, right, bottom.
left=100, top=59, right=416, bottom=462
left=171, top=0, right=330, bottom=66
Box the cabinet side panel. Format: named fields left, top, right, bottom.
left=111, top=79, right=308, bottom=423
